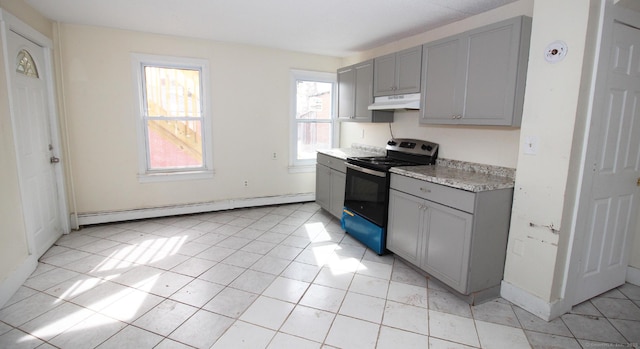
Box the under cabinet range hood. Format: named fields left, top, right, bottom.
left=368, top=93, right=420, bottom=111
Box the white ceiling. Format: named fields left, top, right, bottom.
left=26, top=0, right=519, bottom=57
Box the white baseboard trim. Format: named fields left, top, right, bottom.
left=500, top=280, right=570, bottom=321
left=76, top=193, right=315, bottom=226
left=627, top=266, right=640, bottom=286
left=0, top=255, right=38, bottom=309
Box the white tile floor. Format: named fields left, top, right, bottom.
left=1, top=202, right=639, bottom=348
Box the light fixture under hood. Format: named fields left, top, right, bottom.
left=368, top=93, right=420, bottom=111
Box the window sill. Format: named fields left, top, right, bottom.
left=138, top=170, right=214, bottom=183
left=288, top=164, right=315, bottom=174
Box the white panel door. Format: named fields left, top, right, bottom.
left=573, top=21, right=640, bottom=304
left=7, top=30, right=63, bottom=258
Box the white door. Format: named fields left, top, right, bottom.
left=572, top=18, right=640, bottom=304
left=7, top=29, right=63, bottom=258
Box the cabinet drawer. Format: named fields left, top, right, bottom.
left=390, top=174, right=475, bottom=213
left=317, top=153, right=346, bottom=173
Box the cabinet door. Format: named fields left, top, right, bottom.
left=422, top=201, right=473, bottom=294
left=395, top=46, right=422, bottom=95
left=421, top=16, right=530, bottom=126
left=387, top=189, right=425, bottom=266
left=420, top=36, right=464, bottom=124
left=373, top=53, right=396, bottom=96
left=337, top=66, right=355, bottom=120
left=329, top=169, right=346, bottom=218
left=354, top=60, right=374, bottom=120
left=316, top=164, right=332, bottom=211
left=463, top=18, right=524, bottom=125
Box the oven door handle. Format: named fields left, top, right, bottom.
left=346, top=163, right=387, bottom=178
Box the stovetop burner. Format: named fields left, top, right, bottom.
left=347, top=138, right=439, bottom=172
left=347, top=156, right=419, bottom=170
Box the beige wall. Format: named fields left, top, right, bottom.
left=58, top=24, right=341, bottom=214
left=339, top=0, right=534, bottom=168
left=0, top=0, right=51, bottom=38
left=502, top=0, right=593, bottom=301
left=0, top=2, right=52, bottom=291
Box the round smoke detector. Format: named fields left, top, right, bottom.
left=544, top=41, right=568, bottom=63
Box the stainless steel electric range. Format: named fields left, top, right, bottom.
left=341, top=138, right=439, bottom=255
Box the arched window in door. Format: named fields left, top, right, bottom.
left=16, top=49, right=39, bottom=78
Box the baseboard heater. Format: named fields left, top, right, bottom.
left=72, top=193, right=315, bottom=228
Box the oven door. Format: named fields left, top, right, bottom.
left=344, top=163, right=390, bottom=227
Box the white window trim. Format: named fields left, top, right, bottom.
left=289, top=69, right=338, bottom=172
left=131, top=53, right=213, bottom=182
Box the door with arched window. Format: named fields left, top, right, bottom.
left=7, top=29, right=65, bottom=258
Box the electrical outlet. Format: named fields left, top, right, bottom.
left=243, top=180, right=249, bottom=187
left=272, top=152, right=277, bottom=160
left=524, top=136, right=538, bottom=155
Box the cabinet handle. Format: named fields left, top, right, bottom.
left=419, top=187, right=431, bottom=193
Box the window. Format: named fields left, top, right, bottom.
left=16, top=49, right=39, bottom=78
left=290, top=70, right=337, bottom=170
left=132, top=54, right=212, bottom=182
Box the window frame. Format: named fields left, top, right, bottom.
left=289, top=69, right=338, bottom=172
left=131, top=53, right=213, bottom=183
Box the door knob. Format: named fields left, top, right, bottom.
left=50, top=156, right=60, bottom=163
left=637, top=177, right=640, bottom=186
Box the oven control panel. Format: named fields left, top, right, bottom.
left=386, top=138, right=438, bottom=157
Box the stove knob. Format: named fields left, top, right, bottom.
left=426, top=145, right=433, bottom=151
left=421, top=144, right=433, bottom=151
left=387, top=140, right=397, bottom=146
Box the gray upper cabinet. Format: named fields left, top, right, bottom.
left=373, top=46, right=422, bottom=97
left=420, top=36, right=462, bottom=123
left=421, top=16, right=532, bottom=126
left=337, top=60, right=393, bottom=123
left=337, top=65, right=356, bottom=120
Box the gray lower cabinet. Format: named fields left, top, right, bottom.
left=387, top=189, right=425, bottom=266
left=329, top=170, right=346, bottom=218
left=422, top=200, right=473, bottom=293
left=420, top=16, right=532, bottom=126
left=387, top=174, right=512, bottom=299
left=316, top=153, right=346, bottom=218
left=337, top=60, right=393, bottom=123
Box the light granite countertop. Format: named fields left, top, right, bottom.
left=390, top=159, right=516, bottom=193
left=318, top=146, right=515, bottom=193
left=317, top=143, right=385, bottom=160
